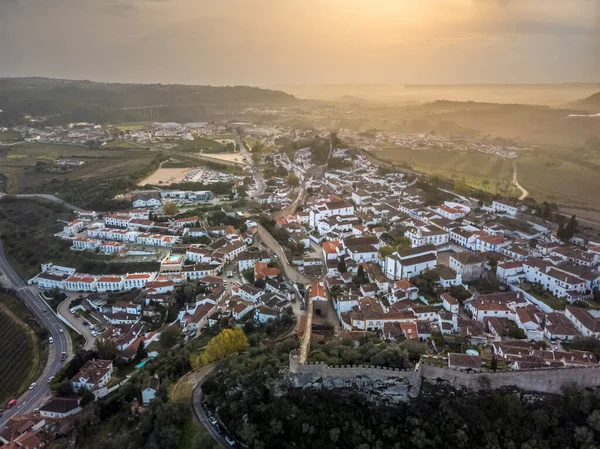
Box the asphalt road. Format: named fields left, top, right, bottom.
left=0, top=241, right=69, bottom=428
left=0, top=193, right=82, bottom=212
left=235, top=130, right=266, bottom=197
left=191, top=365, right=230, bottom=448
left=57, top=297, right=96, bottom=351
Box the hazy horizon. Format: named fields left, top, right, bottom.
left=1, top=0, right=599, bottom=87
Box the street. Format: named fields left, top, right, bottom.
left=0, top=241, right=69, bottom=428
left=191, top=365, right=229, bottom=448
left=234, top=129, right=266, bottom=197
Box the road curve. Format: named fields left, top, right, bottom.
left=0, top=241, right=69, bottom=428
left=190, top=365, right=229, bottom=448
left=512, top=162, right=529, bottom=201
left=0, top=193, right=82, bottom=212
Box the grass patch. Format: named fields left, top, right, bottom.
left=114, top=123, right=148, bottom=131
left=6, top=154, right=27, bottom=159
left=177, top=138, right=227, bottom=154
left=0, top=291, right=48, bottom=405
left=521, top=282, right=568, bottom=310
left=0, top=130, right=22, bottom=143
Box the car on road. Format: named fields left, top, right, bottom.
left=208, top=416, right=217, bottom=426
left=91, top=331, right=98, bottom=337
left=59, top=328, right=63, bottom=334
left=225, top=435, right=236, bottom=446
left=60, top=352, right=67, bottom=361
left=48, top=337, right=54, bottom=344
left=227, top=271, right=233, bottom=278
left=47, top=376, right=55, bottom=383
left=29, top=382, right=36, bottom=390
left=7, top=399, right=17, bottom=409
left=70, top=308, right=76, bottom=314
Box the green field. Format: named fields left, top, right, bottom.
left=0, top=292, right=47, bottom=406
left=517, top=154, right=600, bottom=209
left=0, top=130, right=22, bottom=143
left=0, top=142, right=162, bottom=199
left=374, top=148, right=518, bottom=196
left=177, top=138, right=226, bottom=154
left=373, top=147, right=600, bottom=209
left=113, top=123, right=149, bottom=131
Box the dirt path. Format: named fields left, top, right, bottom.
left=512, top=161, right=528, bottom=201
left=0, top=303, right=42, bottom=388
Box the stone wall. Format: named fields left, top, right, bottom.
left=420, top=364, right=600, bottom=394
left=289, top=352, right=600, bottom=398
left=288, top=351, right=422, bottom=401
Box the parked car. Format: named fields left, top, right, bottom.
left=48, top=337, right=54, bottom=344
left=225, top=435, right=236, bottom=446
left=47, top=376, right=54, bottom=383
left=208, top=416, right=217, bottom=426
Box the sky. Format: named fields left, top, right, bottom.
left=0, top=0, right=599, bottom=86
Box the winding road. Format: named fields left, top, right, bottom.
left=512, top=162, right=529, bottom=201
left=0, top=241, right=70, bottom=428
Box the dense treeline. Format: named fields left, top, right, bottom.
left=203, top=343, right=600, bottom=449
left=0, top=78, right=296, bottom=126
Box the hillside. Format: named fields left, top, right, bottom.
left=0, top=77, right=297, bottom=126
left=570, top=92, right=600, bottom=111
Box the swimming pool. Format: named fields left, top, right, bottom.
left=135, top=360, right=148, bottom=369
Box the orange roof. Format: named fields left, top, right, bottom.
left=310, top=282, right=326, bottom=299
left=400, top=322, right=419, bottom=340
left=393, top=280, right=413, bottom=291
left=96, top=276, right=122, bottom=283
left=322, top=240, right=341, bottom=254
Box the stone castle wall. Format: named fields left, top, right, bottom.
left=289, top=351, right=600, bottom=397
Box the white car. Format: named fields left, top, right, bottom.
left=47, top=376, right=54, bottom=383
left=208, top=416, right=217, bottom=426
left=59, top=328, right=63, bottom=334
left=48, top=337, right=54, bottom=344
left=91, top=331, right=98, bottom=337
left=29, top=382, right=36, bottom=390
left=225, top=435, right=236, bottom=446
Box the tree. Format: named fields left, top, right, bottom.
left=136, top=340, right=148, bottom=361
left=379, top=245, right=395, bottom=258
left=163, top=202, right=178, bottom=216
left=287, top=173, right=300, bottom=188
left=453, top=180, right=471, bottom=196
left=338, top=257, right=347, bottom=273
left=355, top=265, right=368, bottom=285
left=159, top=325, right=181, bottom=349
left=557, top=222, right=565, bottom=240
left=564, top=214, right=577, bottom=241
left=198, top=328, right=249, bottom=365
left=96, top=337, right=118, bottom=360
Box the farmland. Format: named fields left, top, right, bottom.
left=0, top=291, right=48, bottom=406
left=0, top=142, right=166, bottom=209
left=372, top=146, right=600, bottom=209
left=373, top=148, right=518, bottom=196
left=177, top=137, right=227, bottom=153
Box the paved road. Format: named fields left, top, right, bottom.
left=191, top=365, right=229, bottom=448
left=235, top=130, right=266, bottom=197
left=512, top=161, right=529, bottom=201
left=0, top=242, right=69, bottom=428
left=0, top=193, right=82, bottom=212
left=57, top=298, right=96, bottom=351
